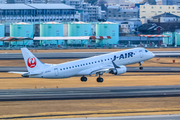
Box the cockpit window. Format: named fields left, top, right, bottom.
left=145, top=50, right=148, bottom=52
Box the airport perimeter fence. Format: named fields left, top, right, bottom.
left=0, top=43, right=179, bottom=50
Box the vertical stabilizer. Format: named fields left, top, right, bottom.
left=21, top=48, right=48, bottom=73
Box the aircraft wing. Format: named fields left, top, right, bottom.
left=9, top=71, right=42, bottom=77
left=90, top=65, right=114, bottom=76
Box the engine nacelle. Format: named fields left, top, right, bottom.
left=22, top=73, right=29, bottom=78
left=110, top=65, right=127, bottom=75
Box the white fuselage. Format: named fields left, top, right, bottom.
left=31, top=48, right=154, bottom=78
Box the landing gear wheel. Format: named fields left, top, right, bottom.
left=139, top=67, right=143, bottom=70
left=139, top=62, right=143, bottom=70
left=97, top=77, right=103, bottom=83
left=81, top=76, right=87, bottom=82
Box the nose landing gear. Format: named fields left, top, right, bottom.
left=139, top=62, right=144, bottom=70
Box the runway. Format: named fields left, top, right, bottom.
left=37, top=114, right=180, bottom=120
left=1, top=51, right=180, bottom=60
left=2, top=66, right=180, bottom=72
left=0, top=85, right=180, bottom=101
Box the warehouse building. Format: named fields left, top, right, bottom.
left=0, top=4, right=77, bottom=23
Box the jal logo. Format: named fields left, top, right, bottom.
left=27, top=57, right=36, bottom=68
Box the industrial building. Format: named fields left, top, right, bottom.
left=0, top=4, right=76, bottom=23
left=83, top=5, right=101, bottom=22
left=105, top=0, right=130, bottom=5
left=140, top=5, right=180, bottom=19
left=3, top=21, right=180, bottom=48
left=107, top=6, right=139, bottom=21
left=5, top=0, right=62, bottom=4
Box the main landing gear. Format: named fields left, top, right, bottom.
left=96, top=74, right=103, bottom=83
left=81, top=76, right=87, bottom=82
left=139, top=62, right=143, bottom=70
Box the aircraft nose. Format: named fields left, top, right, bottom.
left=151, top=52, right=155, bottom=57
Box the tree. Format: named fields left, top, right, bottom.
left=6, top=0, right=15, bottom=3
left=84, top=0, right=98, bottom=5
left=142, top=0, right=156, bottom=5
left=97, top=0, right=107, bottom=11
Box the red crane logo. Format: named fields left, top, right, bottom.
left=27, top=57, right=37, bottom=68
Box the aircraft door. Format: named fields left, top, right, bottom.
left=54, top=68, right=59, bottom=76
left=139, top=50, right=143, bottom=58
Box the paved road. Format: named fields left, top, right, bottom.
left=1, top=51, right=180, bottom=60
left=36, top=114, right=180, bottom=120
left=2, top=67, right=180, bottom=72
left=0, top=85, right=180, bottom=101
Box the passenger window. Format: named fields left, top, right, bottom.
left=101, top=60, right=103, bottom=62
left=75, top=65, right=77, bottom=67
left=95, top=61, right=97, bottom=63
left=98, top=61, right=100, bottom=63
left=86, top=63, right=88, bottom=65
left=83, top=64, right=85, bottom=66
left=108, top=59, right=109, bottom=60
left=111, top=58, right=113, bottom=60
left=78, top=65, right=80, bottom=67
left=72, top=66, right=74, bottom=68
left=105, top=59, right=106, bottom=61
left=60, top=69, right=62, bottom=71
left=69, top=67, right=71, bottom=69
left=66, top=67, right=68, bottom=69
left=81, top=64, right=82, bottom=66
left=63, top=68, right=65, bottom=70
left=92, top=62, right=93, bottom=64
left=89, top=63, right=91, bottom=64
left=145, top=50, right=148, bottom=52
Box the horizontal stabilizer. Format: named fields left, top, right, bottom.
left=8, top=71, right=28, bottom=74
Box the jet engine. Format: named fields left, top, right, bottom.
left=22, top=73, right=29, bottom=78
left=109, top=65, right=127, bottom=75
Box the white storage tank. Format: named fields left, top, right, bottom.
left=96, top=22, right=119, bottom=45
left=0, top=24, right=4, bottom=46
left=163, top=32, right=174, bottom=45
left=10, top=22, right=34, bottom=46
left=40, top=22, right=63, bottom=45
left=175, top=32, right=180, bottom=45
left=68, top=22, right=91, bottom=45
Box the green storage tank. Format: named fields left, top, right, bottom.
left=96, top=22, right=119, bottom=45
left=0, top=24, right=4, bottom=46
left=163, top=32, right=174, bottom=45
left=40, top=22, right=63, bottom=45
left=68, top=22, right=91, bottom=45
left=10, top=22, right=34, bottom=45
left=175, top=33, right=180, bottom=45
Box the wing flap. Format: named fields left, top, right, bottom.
left=90, top=68, right=113, bottom=76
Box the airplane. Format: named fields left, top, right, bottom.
left=10, top=47, right=155, bottom=83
